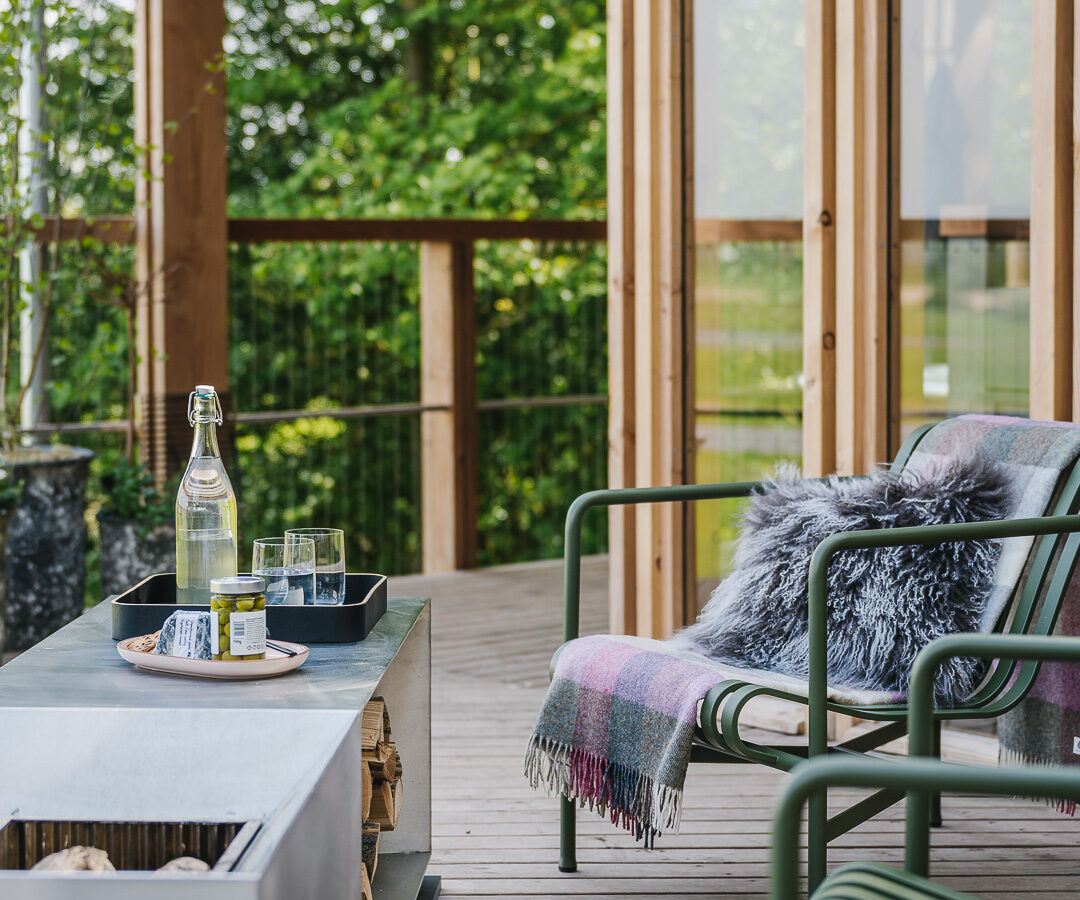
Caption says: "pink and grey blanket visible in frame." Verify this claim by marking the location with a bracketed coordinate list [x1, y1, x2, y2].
[999, 562, 1080, 811]
[527, 415, 1080, 842]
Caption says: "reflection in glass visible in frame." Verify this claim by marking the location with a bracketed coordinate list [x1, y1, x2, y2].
[692, 1, 805, 602]
[899, 0, 1031, 435]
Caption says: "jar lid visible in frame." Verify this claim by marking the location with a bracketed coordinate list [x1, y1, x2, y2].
[210, 575, 265, 595]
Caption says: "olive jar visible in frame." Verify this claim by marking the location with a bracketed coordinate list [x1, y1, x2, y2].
[209, 576, 267, 660]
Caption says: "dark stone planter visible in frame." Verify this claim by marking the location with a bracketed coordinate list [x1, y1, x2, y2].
[5, 447, 93, 651]
[97, 513, 175, 599]
[0, 510, 11, 657]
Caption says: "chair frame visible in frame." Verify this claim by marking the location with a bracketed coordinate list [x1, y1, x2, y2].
[557, 422, 1080, 892]
[771, 634, 1080, 899]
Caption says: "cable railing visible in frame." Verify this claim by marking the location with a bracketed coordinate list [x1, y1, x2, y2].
[27, 214, 1030, 576]
[28, 216, 609, 575]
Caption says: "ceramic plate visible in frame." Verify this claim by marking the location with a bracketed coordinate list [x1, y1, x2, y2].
[117, 636, 309, 680]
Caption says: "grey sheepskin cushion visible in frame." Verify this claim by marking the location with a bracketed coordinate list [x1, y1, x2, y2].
[672, 456, 1013, 704]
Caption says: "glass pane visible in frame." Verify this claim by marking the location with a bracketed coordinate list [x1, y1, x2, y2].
[694, 0, 804, 219]
[899, 0, 1031, 435]
[692, 0, 804, 604]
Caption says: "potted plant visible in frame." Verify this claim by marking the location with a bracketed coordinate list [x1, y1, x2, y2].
[0, 0, 97, 649]
[97, 459, 174, 598]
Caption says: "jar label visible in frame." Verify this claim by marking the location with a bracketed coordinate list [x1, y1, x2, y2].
[229, 610, 266, 656]
[171, 610, 205, 659]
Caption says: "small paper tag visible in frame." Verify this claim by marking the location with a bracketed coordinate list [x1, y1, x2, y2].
[171, 610, 204, 659]
[1072, 736, 1080, 756]
[229, 610, 266, 656]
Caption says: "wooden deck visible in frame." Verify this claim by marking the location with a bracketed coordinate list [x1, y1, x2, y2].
[390, 557, 1080, 899]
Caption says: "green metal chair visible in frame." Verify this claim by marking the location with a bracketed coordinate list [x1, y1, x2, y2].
[558, 421, 1080, 893]
[770, 633, 1080, 899]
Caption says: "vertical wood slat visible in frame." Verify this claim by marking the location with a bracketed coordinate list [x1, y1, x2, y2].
[802, 0, 837, 478]
[886, 0, 902, 454]
[834, 0, 891, 475]
[606, 0, 636, 635]
[1031, 0, 1073, 422]
[631, 0, 688, 639]
[1075, 0, 1080, 421]
[134, 0, 156, 470]
[420, 242, 478, 573]
[680, 0, 697, 625]
[135, 0, 229, 480]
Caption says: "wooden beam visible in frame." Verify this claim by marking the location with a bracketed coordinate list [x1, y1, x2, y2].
[134, 0, 155, 471]
[802, 0, 837, 477]
[137, 0, 229, 479]
[1031, 0, 1073, 422]
[227, 218, 607, 244]
[606, 0, 636, 634]
[630, 0, 688, 639]
[420, 242, 478, 572]
[28, 214, 1040, 248]
[834, 0, 891, 475]
[693, 218, 803, 243]
[898, 218, 1030, 242]
[1076, 0, 1080, 422]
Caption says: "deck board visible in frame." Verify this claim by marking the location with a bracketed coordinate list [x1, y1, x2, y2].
[390, 557, 1080, 899]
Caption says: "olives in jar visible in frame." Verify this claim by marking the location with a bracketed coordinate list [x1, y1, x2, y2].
[209, 576, 267, 660]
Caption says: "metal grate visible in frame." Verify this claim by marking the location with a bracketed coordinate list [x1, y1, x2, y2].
[0, 818, 258, 872]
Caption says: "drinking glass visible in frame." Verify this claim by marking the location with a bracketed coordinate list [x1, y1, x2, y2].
[285, 528, 346, 605]
[252, 536, 316, 606]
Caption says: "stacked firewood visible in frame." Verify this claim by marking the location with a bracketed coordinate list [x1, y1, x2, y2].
[360, 697, 403, 899]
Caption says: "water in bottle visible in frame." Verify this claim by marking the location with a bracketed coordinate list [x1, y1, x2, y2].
[175, 385, 238, 604]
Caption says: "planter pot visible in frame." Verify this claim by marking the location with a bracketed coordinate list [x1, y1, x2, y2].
[97, 513, 175, 599]
[5, 446, 93, 651]
[0, 510, 11, 658]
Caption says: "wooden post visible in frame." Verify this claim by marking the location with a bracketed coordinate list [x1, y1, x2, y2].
[420, 242, 478, 572]
[1029, 0, 1073, 421]
[606, 0, 637, 633]
[802, 0, 837, 477]
[1075, 0, 1080, 421]
[834, 0, 891, 475]
[135, 0, 229, 480]
[630, 0, 689, 639]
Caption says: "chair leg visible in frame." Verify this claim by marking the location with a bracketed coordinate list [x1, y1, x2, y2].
[807, 788, 827, 893]
[559, 795, 577, 872]
[930, 720, 943, 828]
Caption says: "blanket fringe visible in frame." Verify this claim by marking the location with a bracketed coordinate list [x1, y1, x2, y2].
[999, 746, 1077, 816]
[524, 732, 683, 847]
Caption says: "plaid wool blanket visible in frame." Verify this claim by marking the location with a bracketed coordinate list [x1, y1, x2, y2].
[999, 557, 1080, 812]
[527, 415, 1080, 842]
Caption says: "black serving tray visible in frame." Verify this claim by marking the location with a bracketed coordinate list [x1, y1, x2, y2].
[110, 572, 387, 644]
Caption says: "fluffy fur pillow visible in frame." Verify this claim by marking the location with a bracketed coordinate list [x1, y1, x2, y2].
[673, 457, 1013, 703]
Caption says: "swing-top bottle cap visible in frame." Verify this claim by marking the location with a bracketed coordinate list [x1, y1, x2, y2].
[195, 384, 215, 397]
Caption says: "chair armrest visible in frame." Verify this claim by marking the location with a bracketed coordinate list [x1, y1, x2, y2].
[908, 633, 1080, 756]
[903, 632, 1080, 876]
[562, 482, 762, 642]
[805, 514, 1080, 766]
[771, 756, 1080, 900]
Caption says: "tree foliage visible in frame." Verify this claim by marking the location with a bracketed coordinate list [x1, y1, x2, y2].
[32, 0, 609, 578]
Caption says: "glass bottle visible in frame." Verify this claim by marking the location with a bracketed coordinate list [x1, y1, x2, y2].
[175, 385, 238, 604]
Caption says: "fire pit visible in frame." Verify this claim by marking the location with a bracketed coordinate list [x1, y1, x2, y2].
[0, 597, 435, 899]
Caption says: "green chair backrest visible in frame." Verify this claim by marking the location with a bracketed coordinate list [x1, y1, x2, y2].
[890, 417, 1080, 712]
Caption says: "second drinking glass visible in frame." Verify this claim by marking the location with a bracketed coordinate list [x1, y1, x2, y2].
[285, 528, 346, 605]
[252, 536, 316, 605]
